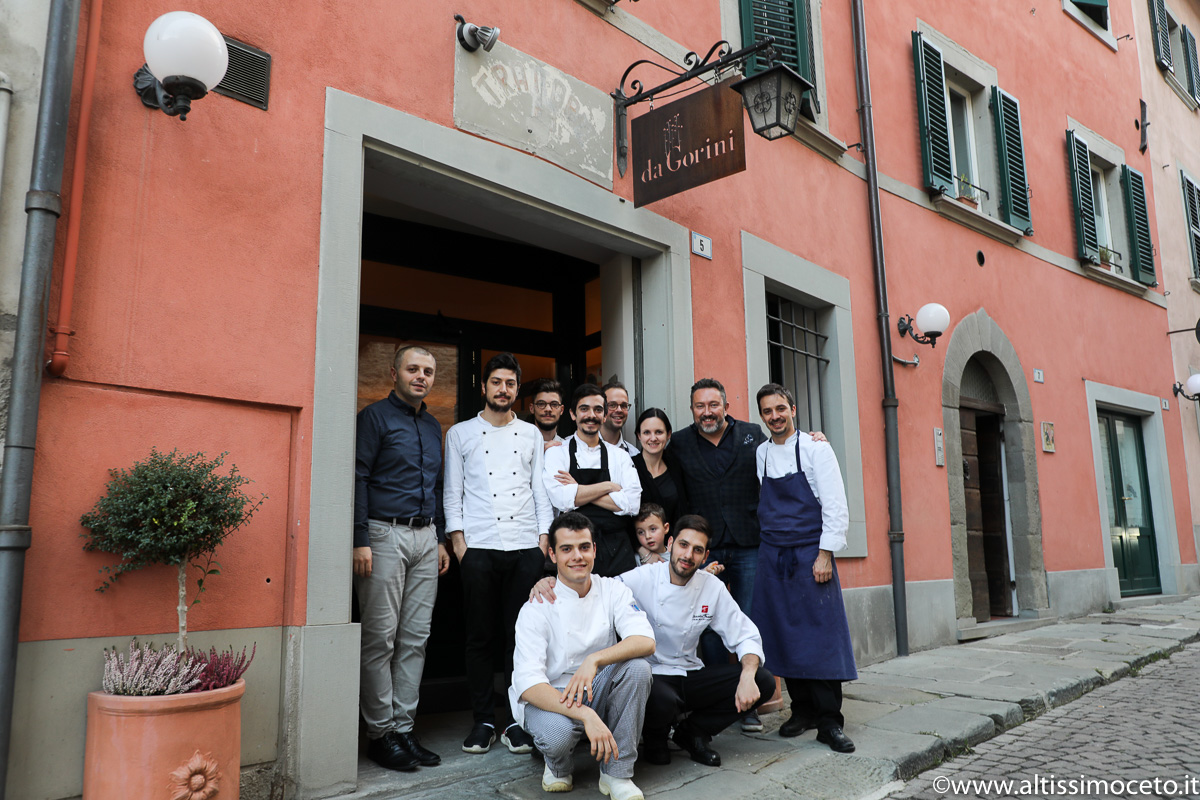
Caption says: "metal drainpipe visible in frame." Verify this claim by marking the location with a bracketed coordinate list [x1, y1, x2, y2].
[0, 1, 83, 794]
[0, 73, 13, 192]
[850, 0, 909, 656]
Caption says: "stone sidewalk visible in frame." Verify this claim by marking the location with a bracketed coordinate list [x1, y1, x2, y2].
[341, 596, 1200, 800]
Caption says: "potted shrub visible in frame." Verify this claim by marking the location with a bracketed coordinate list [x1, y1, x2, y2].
[79, 449, 265, 800]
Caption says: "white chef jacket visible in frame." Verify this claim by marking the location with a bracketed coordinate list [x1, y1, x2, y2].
[607, 436, 639, 457]
[542, 434, 642, 516]
[444, 413, 553, 550]
[619, 561, 765, 676]
[508, 576, 655, 726]
[755, 431, 849, 552]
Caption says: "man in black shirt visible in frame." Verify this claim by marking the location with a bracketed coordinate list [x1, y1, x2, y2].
[354, 345, 451, 771]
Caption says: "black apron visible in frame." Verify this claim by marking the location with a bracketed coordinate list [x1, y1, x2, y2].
[568, 438, 637, 577]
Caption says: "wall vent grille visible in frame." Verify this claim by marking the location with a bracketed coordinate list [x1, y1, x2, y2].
[213, 36, 270, 110]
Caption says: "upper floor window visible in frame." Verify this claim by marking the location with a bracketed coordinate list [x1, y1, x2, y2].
[740, 0, 820, 122]
[1180, 170, 1200, 280]
[1067, 128, 1156, 286]
[1149, 0, 1200, 105]
[766, 292, 826, 432]
[912, 30, 1033, 235]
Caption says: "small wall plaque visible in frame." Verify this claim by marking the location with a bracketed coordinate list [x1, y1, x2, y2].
[1041, 421, 1055, 453]
[934, 427, 945, 466]
[691, 232, 713, 260]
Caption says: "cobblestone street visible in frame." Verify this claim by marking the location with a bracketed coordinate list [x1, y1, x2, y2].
[890, 642, 1200, 799]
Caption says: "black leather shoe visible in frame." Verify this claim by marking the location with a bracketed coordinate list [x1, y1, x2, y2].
[816, 726, 855, 753]
[366, 733, 419, 771]
[780, 714, 816, 738]
[393, 731, 440, 766]
[672, 724, 721, 767]
[641, 740, 670, 765]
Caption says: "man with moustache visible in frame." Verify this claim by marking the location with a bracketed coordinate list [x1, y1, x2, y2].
[511, 512, 655, 799]
[528, 378, 566, 450]
[354, 345, 452, 771]
[542, 384, 642, 576]
[754, 383, 857, 753]
[530, 515, 775, 768]
[445, 352, 553, 755]
[669, 377, 769, 729]
[601, 381, 639, 456]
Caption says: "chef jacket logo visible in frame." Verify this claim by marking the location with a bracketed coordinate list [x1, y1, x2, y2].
[701, 605, 709, 613]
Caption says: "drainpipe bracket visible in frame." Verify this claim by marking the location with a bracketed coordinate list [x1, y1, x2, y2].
[25, 190, 62, 217]
[0, 526, 32, 551]
[888, 529, 905, 543]
[881, 397, 899, 408]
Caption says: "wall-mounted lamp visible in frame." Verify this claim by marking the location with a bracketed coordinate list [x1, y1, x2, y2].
[897, 303, 951, 347]
[1173, 374, 1200, 402]
[454, 14, 500, 52]
[134, 11, 228, 121]
[730, 63, 813, 141]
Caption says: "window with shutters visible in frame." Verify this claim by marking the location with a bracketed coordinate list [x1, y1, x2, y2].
[911, 25, 1032, 241]
[1148, 1, 1200, 108]
[1062, 0, 1117, 49]
[766, 293, 826, 433]
[1179, 171, 1200, 282]
[1066, 123, 1156, 290]
[739, 0, 823, 124]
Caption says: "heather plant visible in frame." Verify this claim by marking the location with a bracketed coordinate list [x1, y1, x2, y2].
[80, 449, 266, 650]
[102, 640, 205, 696]
[187, 644, 256, 692]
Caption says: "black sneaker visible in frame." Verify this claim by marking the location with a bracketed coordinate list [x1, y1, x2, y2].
[462, 722, 496, 754]
[501, 724, 535, 754]
[366, 733, 419, 771]
[394, 731, 440, 766]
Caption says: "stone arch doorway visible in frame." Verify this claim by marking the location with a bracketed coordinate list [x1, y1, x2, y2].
[942, 310, 1049, 626]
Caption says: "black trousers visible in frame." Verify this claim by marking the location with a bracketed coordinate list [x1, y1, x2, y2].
[643, 664, 776, 744]
[460, 546, 545, 725]
[784, 677, 844, 732]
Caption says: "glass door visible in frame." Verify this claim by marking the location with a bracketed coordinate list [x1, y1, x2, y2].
[1097, 411, 1161, 596]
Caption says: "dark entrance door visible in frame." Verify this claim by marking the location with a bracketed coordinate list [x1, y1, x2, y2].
[961, 402, 1013, 622]
[1097, 411, 1161, 597]
[356, 215, 598, 712]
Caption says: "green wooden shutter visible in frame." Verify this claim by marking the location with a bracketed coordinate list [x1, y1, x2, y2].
[1182, 173, 1200, 279]
[992, 87, 1032, 234]
[1149, 0, 1173, 72]
[913, 32, 954, 196]
[1122, 165, 1155, 285]
[1183, 26, 1200, 101]
[740, 0, 816, 119]
[741, 0, 812, 81]
[1067, 130, 1100, 263]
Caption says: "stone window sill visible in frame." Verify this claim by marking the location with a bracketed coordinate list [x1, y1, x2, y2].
[1082, 261, 1152, 295]
[1061, 1, 1119, 52]
[931, 194, 1025, 245]
[1189, 277, 1200, 294]
[791, 118, 847, 162]
[1163, 69, 1199, 112]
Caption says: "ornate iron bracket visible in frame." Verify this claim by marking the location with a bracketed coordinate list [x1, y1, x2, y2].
[612, 37, 776, 177]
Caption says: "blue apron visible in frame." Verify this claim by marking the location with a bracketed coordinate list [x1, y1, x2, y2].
[751, 437, 857, 681]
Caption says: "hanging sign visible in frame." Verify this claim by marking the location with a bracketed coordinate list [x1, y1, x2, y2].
[632, 81, 746, 208]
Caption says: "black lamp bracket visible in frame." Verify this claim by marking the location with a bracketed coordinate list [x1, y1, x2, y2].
[1173, 383, 1199, 402]
[612, 37, 776, 177]
[134, 65, 206, 121]
[897, 315, 941, 348]
[1166, 317, 1200, 344]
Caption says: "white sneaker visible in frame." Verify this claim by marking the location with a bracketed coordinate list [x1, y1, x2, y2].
[598, 772, 644, 800]
[542, 764, 573, 792]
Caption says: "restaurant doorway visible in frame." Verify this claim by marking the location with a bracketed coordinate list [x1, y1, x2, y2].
[354, 213, 603, 711]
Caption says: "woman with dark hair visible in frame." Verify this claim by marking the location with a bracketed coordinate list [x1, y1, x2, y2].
[631, 408, 691, 529]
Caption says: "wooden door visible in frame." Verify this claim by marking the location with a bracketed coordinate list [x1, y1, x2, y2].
[977, 413, 1013, 617]
[961, 408, 991, 621]
[1098, 412, 1161, 596]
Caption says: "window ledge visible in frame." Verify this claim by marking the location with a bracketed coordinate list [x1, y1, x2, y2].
[931, 194, 1025, 245]
[1189, 277, 1200, 294]
[1082, 261, 1152, 295]
[1061, 1, 1118, 51]
[1162, 69, 1199, 111]
[791, 119, 847, 162]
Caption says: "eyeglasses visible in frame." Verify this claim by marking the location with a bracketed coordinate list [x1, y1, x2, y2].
[606, 402, 630, 411]
[533, 401, 562, 410]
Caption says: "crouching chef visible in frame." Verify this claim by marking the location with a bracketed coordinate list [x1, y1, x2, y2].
[510, 511, 656, 799]
[532, 514, 774, 768]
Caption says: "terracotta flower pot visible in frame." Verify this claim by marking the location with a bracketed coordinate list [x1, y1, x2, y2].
[84, 679, 245, 800]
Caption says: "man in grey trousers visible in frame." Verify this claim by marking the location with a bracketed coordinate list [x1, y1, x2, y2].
[510, 512, 655, 799]
[354, 345, 451, 771]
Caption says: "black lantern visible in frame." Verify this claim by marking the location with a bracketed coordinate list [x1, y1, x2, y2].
[730, 63, 813, 141]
